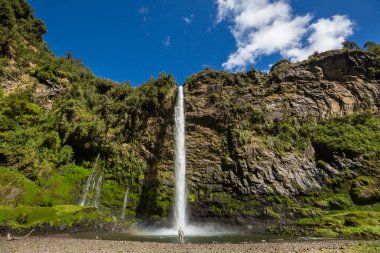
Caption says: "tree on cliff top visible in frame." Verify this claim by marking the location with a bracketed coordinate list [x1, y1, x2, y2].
[364, 41, 380, 57]
[341, 41, 360, 50]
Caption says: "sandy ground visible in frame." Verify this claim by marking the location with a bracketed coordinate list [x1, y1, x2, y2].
[0, 236, 378, 253]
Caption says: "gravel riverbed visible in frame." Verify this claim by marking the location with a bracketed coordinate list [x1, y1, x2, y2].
[0, 236, 378, 253]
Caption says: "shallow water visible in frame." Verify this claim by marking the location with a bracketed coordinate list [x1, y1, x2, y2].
[71, 231, 302, 244]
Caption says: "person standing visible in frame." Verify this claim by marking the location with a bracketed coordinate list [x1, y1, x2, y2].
[178, 226, 184, 244]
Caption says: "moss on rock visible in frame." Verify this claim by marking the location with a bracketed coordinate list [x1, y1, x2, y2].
[0, 205, 107, 230]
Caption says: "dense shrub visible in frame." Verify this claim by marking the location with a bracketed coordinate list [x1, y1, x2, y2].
[311, 113, 380, 160]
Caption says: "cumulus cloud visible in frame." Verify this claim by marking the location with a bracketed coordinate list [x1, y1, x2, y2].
[284, 16, 354, 61]
[216, 0, 354, 71]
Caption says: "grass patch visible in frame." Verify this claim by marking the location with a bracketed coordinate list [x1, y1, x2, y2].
[0, 167, 41, 206]
[315, 228, 338, 238]
[0, 205, 103, 229]
[39, 165, 90, 206]
[297, 210, 380, 238]
[0, 166, 90, 207]
[350, 243, 380, 252]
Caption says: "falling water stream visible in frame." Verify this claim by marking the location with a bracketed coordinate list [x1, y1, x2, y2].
[142, 85, 222, 235]
[80, 154, 100, 206]
[174, 85, 187, 230]
[93, 170, 103, 208]
[80, 154, 103, 207]
[121, 178, 132, 220]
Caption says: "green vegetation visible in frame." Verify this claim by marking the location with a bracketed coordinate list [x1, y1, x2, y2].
[298, 210, 380, 238]
[312, 112, 380, 160]
[350, 243, 380, 252]
[342, 41, 360, 50]
[279, 114, 380, 238]
[0, 0, 177, 230]
[365, 41, 380, 60]
[264, 119, 311, 155]
[0, 205, 106, 229]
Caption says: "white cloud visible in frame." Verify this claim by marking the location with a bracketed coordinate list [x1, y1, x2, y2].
[216, 0, 354, 71]
[138, 7, 149, 15]
[284, 15, 354, 61]
[162, 36, 171, 47]
[183, 15, 194, 25]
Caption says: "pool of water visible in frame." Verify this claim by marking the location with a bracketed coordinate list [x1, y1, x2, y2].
[71, 231, 300, 244]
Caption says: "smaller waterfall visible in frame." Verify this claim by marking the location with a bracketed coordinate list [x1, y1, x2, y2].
[80, 154, 100, 206]
[120, 181, 131, 220]
[93, 170, 103, 208]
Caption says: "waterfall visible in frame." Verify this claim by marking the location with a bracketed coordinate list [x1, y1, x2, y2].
[93, 170, 103, 208]
[80, 154, 100, 206]
[143, 86, 221, 236]
[174, 85, 187, 229]
[121, 180, 131, 221]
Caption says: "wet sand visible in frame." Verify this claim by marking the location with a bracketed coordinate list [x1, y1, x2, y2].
[0, 236, 378, 253]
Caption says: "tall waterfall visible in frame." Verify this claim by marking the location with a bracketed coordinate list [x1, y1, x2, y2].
[142, 86, 223, 236]
[174, 86, 187, 229]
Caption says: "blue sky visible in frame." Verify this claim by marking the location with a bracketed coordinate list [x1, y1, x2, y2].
[27, 0, 380, 86]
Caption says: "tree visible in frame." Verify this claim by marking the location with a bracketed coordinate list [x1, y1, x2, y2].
[65, 52, 73, 59]
[32, 19, 47, 41]
[0, 26, 13, 57]
[0, 1, 15, 29]
[364, 41, 380, 58]
[341, 41, 360, 50]
[364, 41, 378, 50]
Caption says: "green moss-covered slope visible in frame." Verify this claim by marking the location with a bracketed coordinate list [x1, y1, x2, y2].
[0, 0, 177, 230]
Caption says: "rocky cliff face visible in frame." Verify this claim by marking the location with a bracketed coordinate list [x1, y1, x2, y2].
[172, 50, 380, 223]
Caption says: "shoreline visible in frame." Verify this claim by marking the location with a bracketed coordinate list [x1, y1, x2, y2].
[0, 235, 378, 253]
